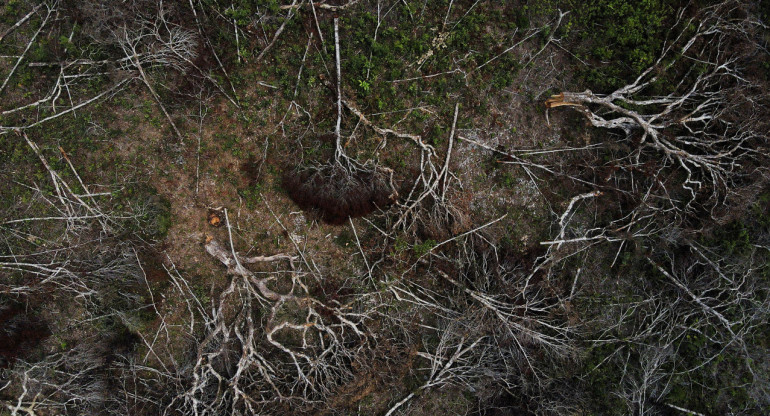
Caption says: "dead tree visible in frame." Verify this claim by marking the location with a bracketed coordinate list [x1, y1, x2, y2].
[168, 209, 376, 414]
[0, 127, 174, 415]
[284, 17, 398, 225]
[0, 132, 154, 303]
[114, 6, 199, 141]
[532, 0, 770, 293]
[383, 229, 577, 413]
[546, 2, 768, 210]
[588, 237, 770, 413]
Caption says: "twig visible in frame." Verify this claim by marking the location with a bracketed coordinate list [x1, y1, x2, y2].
[187, 0, 241, 107]
[309, 0, 324, 50]
[343, 99, 434, 154]
[440, 103, 459, 200]
[232, 3, 242, 63]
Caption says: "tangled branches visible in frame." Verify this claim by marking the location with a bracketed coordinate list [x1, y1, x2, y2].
[170, 212, 375, 414]
[384, 232, 577, 413]
[0, 1, 200, 136]
[582, 231, 770, 414]
[547, 2, 768, 210]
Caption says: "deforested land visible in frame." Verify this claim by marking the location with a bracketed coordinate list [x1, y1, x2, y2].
[1, 1, 769, 415]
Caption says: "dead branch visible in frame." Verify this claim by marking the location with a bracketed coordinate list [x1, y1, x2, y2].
[0, 2, 54, 95]
[0, 3, 44, 44]
[256, 0, 300, 62]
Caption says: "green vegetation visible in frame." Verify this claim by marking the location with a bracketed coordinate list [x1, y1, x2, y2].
[564, 0, 679, 91]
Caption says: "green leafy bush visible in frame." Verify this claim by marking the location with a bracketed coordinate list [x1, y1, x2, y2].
[565, 0, 680, 91]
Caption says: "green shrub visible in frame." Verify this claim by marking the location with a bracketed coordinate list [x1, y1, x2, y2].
[413, 239, 436, 256]
[565, 0, 681, 91]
